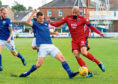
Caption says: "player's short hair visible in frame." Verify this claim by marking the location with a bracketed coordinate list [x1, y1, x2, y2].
[36, 12, 43, 18]
[0, 7, 6, 12]
[72, 6, 79, 11]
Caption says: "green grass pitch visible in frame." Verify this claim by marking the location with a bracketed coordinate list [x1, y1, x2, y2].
[0, 38, 118, 84]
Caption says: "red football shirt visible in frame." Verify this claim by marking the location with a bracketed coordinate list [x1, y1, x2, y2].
[84, 26, 90, 38]
[51, 15, 101, 41]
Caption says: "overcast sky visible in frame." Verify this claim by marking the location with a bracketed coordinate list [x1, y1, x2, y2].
[1, 0, 96, 9]
[1, 0, 53, 9]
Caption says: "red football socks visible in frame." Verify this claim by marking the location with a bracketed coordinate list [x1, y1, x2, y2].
[86, 53, 100, 65]
[76, 57, 86, 67]
[76, 57, 90, 72]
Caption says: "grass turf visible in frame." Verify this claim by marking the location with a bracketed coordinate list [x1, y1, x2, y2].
[0, 38, 118, 84]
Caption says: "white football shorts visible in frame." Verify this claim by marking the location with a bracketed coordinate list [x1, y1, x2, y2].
[0, 40, 16, 52]
[38, 44, 60, 58]
[32, 38, 36, 47]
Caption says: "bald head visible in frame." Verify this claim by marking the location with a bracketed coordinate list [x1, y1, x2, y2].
[72, 6, 79, 12]
[72, 6, 79, 19]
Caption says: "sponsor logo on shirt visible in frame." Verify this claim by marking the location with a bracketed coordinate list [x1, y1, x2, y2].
[44, 23, 48, 26]
[71, 24, 77, 29]
[81, 41, 85, 46]
[68, 18, 72, 20]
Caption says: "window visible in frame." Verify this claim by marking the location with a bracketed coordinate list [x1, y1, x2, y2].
[58, 9, 62, 16]
[47, 9, 52, 17]
[114, 11, 116, 17]
[16, 15, 19, 17]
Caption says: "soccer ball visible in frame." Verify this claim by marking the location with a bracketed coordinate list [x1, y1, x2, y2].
[79, 66, 88, 76]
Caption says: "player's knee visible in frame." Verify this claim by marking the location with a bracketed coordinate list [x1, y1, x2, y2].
[73, 53, 78, 57]
[32, 47, 36, 50]
[59, 56, 65, 62]
[35, 46, 39, 49]
[73, 51, 79, 57]
[81, 47, 88, 56]
[81, 51, 87, 56]
[75, 55, 81, 59]
[36, 62, 42, 68]
[12, 52, 18, 56]
[56, 53, 65, 62]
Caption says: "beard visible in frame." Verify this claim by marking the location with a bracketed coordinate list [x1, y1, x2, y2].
[73, 15, 77, 19]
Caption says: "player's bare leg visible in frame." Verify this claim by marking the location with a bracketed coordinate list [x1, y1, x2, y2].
[73, 50, 87, 67]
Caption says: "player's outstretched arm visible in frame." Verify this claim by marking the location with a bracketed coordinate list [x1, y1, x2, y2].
[88, 25, 104, 37]
[50, 17, 66, 27]
[49, 30, 59, 35]
[85, 19, 104, 37]
[7, 27, 13, 43]
[7, 19, 13, 43]
[27, 9, 37, 26]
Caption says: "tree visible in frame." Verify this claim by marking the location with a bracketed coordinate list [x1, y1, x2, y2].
[12, 1, 27, 11]
[0, 0, 2, 5]
[28, 6, 33, 12]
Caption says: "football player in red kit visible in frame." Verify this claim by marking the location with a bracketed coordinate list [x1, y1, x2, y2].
[50, 6, 105, 78]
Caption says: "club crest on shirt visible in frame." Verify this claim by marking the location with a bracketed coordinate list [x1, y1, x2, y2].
[3, 21, 6, 24]
[77, 18, 80, 21]
[44, 23, 48, 26]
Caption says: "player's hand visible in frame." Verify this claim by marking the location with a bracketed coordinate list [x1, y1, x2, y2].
[7, 38, 11, 43]
[100, 33, 104, 37]
[30, 29, 33, 34]
[35, 45, 39, 49]
[46, 17, 51, 23]
[55, 32, 59, 36]
[32, 9, 37, 14]
[30, 31, 33, 34]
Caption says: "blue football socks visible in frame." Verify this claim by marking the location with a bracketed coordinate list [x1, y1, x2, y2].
[0, 54, 3, 71]
[20, 64, 37, 77]
[17, 53, 23, 59]
[62, 61, 72, 75]
[17, 53, 26, 65]
[0, 54, 2, 66]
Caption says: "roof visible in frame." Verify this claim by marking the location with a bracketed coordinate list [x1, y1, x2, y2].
[0, 5, 8, 8]
[74, 0, 86, 7]
[14, 11, 30, 21]
[40, 0, 75, 8]
[88, 1, 96, 8]
[39, 0, 96, 8]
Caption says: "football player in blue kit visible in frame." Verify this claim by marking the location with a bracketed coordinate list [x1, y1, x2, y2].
[0, 7, 26, 71]
[19, 9, 78, 78]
